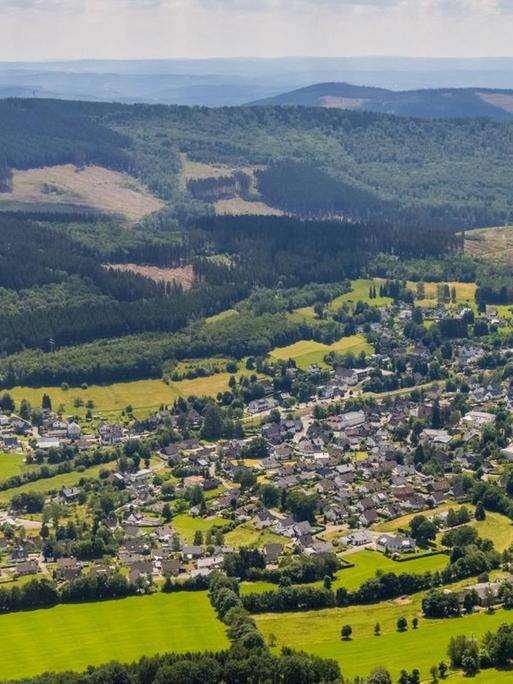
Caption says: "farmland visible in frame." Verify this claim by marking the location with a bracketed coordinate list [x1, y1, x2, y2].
[0, 463, 105, 502]
[269, 334, 372, 370]
[8, 373, 243, 418]
[256, 589, 513, 681]
[0, 592, 228, 680]
[0, 164, 164, 221]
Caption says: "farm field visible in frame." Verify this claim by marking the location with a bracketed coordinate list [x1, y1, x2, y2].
[256, 590, 513, 681]
[8, 373, 243, 418]
[269, 334, 372, 370]
[0, 591, 228, 680]
[0, 164, 164, 221]
[0, 463, 105, 502]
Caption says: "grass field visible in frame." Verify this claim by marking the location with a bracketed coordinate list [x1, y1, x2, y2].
[9, 373, 243, 418]
[0, 464, 105, 502]
[374, 503, 463, 533]
[172, 514, 226, 541]
[328, 279, 392, 310]
[256, 589, 513, 681]
[407, 281, 477, 308]
[0, 452, 33, 483]
[472, 512, 513, 552]
[0, 592, 228, 680]
[269, 335, 372, 370]
[0, 164, 164, 221]
[224, 523, 287, 548]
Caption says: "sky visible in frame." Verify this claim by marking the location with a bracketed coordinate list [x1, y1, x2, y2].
[1, 0, 513, 62]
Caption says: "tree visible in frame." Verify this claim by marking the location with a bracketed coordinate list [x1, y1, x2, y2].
[0, 392, 14, 413]
[340, 624, 352, 640]
[41, 393, 52, 411]
[474, 502, 486, 521]
[162, 503, 172, 522]
[374, 622, 381, 636]
[259, 484, 280, 508]
[367, 669, 392, 684]
[193, 530, 203, 546]
[412, 617, 419, 630]
[438, 662, 448, 679]
[201, 405, 224, 441]
[429, 666, 439, 683]
[463, 589, 478, 615]
[397, 616, 408, 632]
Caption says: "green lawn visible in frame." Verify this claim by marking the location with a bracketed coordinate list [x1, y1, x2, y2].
[0, 464, 105, 502]
[256, 590, 513, 682]
[0, 592, 228, 680]
[269, 335, 372, 370]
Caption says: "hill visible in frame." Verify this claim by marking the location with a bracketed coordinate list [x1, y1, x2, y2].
[251, 82, 513, 120]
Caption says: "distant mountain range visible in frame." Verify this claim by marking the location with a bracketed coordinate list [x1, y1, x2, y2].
[250, 82, 513, 120]
[4, 57, 513, 107]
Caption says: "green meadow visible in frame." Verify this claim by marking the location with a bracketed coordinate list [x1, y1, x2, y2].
[256, 590, 513, 682]
[269, 334, 372, 370]
[0, 463, 105, 502]
[0, 592, 228, 680]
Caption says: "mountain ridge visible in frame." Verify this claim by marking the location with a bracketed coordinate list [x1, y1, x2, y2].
[250, 82, 513, 120]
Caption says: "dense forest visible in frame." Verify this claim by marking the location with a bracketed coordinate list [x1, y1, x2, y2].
[1, 98, 513, 227]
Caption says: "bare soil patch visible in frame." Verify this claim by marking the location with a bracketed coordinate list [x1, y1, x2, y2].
[464, 225, 513, 265]
[1, 164, 164, 221]
[106, 263, 195, 290]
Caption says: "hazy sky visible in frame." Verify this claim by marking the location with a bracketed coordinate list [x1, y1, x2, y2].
[1, 0, 513, 62]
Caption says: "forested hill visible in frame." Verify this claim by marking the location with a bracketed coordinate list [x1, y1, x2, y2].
[251, 82, 513, 120]
[2, 98, 513, 229]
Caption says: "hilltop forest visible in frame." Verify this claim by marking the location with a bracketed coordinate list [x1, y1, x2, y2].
[0, 97, 510, 387]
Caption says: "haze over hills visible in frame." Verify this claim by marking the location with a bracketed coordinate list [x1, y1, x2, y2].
[4, 57, 513, 106]
[251, 82, 513, 120]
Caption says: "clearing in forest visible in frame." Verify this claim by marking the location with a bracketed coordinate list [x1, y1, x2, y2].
[464, 225, 513, 266]
[269, 334, 372, 370]
[106, 263, 195, 289]
[0, 164, 164, 221]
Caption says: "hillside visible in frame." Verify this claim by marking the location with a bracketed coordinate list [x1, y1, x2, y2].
[251, 82, 513, 120]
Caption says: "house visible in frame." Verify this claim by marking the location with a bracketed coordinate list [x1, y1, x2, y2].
[461, 411, 495, 430]
[254, 509, 277, 529]
[263, 543, 282, 564]
[15, 559, 39, 577]
[67, 421, 82, 440]
[56, 557, 81, 581]
[376, 534, 416, 554]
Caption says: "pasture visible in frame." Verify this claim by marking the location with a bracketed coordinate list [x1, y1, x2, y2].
[0, 592, 228, 680]
[269, 335, 372, 370]
[0, 452, 32, 484]
[8, 373, 242, 418]
[171, 514, 226, 541]
[328, 279, 391, 310]
[0, 164, 164, 221]
[256, 590, 513, 682]
[0, 463, 105, 502]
